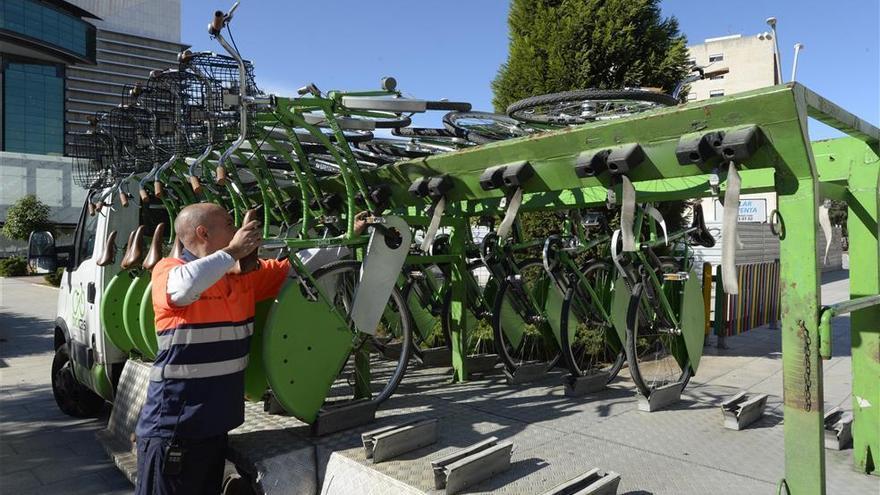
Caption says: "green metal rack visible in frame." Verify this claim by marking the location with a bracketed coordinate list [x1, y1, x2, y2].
[312, 82, 878, 493]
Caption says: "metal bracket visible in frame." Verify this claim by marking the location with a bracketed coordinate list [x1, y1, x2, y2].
[311, 399, 377, 436]
[823, 407, 853, 450]
[431, 436, 513, 494]
[361, 418, 438, 463]
[563, 371, 610, 397]
[503, 362, 551, 385]
[721, 392, 769, 430]
[540, 468, 622, 495]
[637, 382, 683, 412]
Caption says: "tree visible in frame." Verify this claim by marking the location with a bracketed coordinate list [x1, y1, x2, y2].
[492, 0, 691, 112]
[492, 0, 692, 241]
[2, 195, 54, 241]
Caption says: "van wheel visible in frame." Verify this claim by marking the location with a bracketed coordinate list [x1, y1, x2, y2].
[51, 344, 105, 418]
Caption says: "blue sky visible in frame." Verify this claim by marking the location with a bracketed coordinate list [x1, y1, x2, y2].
[181, 1, 878, 140]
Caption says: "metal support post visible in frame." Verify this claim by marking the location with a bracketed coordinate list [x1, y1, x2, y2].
[448, 208, 469, 382]
[776, 174, 825, 494]
[846, 152, 880, 475]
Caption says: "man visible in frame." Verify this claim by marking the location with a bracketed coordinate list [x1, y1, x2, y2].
[135, 203, 364, 494]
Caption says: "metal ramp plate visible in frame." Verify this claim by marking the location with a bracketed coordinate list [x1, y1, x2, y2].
[95, 359, 152, 484]
[540, 468, 621, 495]
[638, 382, 683, 412]
[362, 418, 438, 462]
[721, 392, 769, 430]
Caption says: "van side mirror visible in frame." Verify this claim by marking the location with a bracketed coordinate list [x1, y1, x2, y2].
[27, 231, 58, 274]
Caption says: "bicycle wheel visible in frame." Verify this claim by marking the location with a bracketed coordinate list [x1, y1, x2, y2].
[492, 259, 561, 375]
[443, 111, 533, 144]
[559, 260, 625, 379]
[440, 260, 497, 356]
[311, 260, 412, 407]
[507, 89, 677, 125]
[624, 265, 693, 398]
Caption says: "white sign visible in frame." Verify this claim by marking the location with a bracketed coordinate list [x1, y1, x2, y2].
[715, 199, 767, 223]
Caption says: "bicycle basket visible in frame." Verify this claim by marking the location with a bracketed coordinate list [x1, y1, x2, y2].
[179, 51, 260, 142]
[69, 131, 115, 189]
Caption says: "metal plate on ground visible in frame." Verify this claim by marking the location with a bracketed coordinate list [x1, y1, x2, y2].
[679, 272, 706, 373]
[263, 280, 354, 423]
[101, 273, 135, 352]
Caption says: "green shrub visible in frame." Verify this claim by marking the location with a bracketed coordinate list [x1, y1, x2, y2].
[44, 267, 64, 287]
[0, 257, 28, 277]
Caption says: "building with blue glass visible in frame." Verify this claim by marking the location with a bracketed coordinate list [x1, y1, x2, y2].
[1, 0, 183, 253]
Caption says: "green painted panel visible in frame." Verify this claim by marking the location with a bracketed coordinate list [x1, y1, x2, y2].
[101, 273, 135, 353]
[407, 288, 438, 341]
[498, 293, 525, 349]
[244, 299, 273, 402]
[138, 282, 157, 360]
[545, 285, 566, 347]
[611, 275, 631, 347]
[680, 272, 706, 373]
[123, 272, 151, 355]
[263, 281, 354, 424]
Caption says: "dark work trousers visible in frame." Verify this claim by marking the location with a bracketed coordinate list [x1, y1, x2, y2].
[135, 434, 227, 495]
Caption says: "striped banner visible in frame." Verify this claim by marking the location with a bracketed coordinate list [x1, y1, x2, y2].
[723, 260, 781, 336]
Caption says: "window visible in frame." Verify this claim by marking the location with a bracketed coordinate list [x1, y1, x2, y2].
[687, 93, 698, 101]
[709, 89, 725, 98]
[708, 53, 724, 63]
[2, 60, 65, 155]
[0, 0, 96, 60]
[73, 198, 99, 268]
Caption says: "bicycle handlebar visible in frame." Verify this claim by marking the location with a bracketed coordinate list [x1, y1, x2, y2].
[209, 2, 239, 35]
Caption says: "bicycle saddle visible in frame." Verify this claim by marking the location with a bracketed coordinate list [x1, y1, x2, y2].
[121, 225, 146, 270]
[142, 223, 166, 271]
[688, 203, 716, 248]
[95, 230, 118, 267]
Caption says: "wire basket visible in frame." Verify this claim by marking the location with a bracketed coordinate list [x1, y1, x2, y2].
[69, 131, 115, 189]
[103, 105, 155, 174]
[180, 51, 261, 142]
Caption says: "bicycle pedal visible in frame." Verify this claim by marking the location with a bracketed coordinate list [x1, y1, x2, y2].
[663, 271, 689, 281]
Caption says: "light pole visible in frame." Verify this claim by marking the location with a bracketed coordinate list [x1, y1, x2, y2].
[791, 43, 805, 82]
[766, 17, 783, 83]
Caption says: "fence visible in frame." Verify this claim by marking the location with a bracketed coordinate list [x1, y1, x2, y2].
[710, 260, 781, 337]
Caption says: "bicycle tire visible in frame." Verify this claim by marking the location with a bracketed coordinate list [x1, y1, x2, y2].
[393, 127, 459, 139]
[624, 273, 693, 398]
[439, 260, 497, 357]
[491, 258, 561, 375]
[310, 260, 412, 406]
[442, 111, 531, 144]
[559, 260, 625, 380]
[506, 89, 678, 125]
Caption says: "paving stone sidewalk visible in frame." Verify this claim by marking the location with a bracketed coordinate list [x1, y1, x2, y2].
[1, 277, 131, 495]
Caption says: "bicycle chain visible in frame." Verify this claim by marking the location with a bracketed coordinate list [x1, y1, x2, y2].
[798, 319, 812, 412]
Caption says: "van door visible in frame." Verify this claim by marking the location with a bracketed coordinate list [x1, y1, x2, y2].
[61, 192, 137, 399]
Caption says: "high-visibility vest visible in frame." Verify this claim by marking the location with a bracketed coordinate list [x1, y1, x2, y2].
[135, 256, 288, 439]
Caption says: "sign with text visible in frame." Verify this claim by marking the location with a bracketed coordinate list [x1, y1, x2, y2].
[715, 198, 767, 223]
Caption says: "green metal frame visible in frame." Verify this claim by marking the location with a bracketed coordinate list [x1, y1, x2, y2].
[308, 83, 879, 492]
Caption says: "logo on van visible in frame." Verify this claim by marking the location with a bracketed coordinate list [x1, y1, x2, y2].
[71, 287, 85, 321]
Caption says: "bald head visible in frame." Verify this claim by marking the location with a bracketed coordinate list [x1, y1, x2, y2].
[174, 203, 235, 257]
